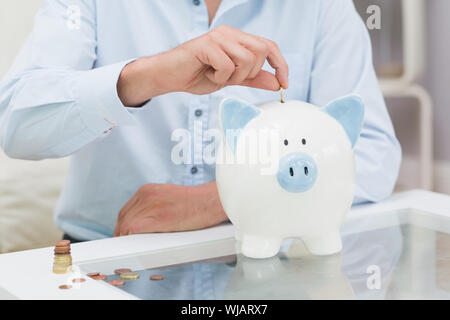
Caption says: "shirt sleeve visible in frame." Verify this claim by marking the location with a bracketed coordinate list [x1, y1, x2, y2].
[0, 0, 136, 160]
[308, 0, 402, 204]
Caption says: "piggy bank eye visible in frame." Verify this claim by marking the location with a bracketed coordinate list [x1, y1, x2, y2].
[284, 139, 289, 146]
[301, 138, 306, 145]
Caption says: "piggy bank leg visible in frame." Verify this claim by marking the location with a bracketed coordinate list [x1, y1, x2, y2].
[303, 231, 342, 256]
[240, 234, 282, 259]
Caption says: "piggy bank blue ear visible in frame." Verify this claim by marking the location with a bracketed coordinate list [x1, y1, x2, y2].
[322, 95, 365, 148]
[220, 97, 261, 153]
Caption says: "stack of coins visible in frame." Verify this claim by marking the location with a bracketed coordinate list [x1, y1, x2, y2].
[52, 240, 72, 274]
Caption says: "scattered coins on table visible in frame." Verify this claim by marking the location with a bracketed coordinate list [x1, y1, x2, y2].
[150, 274, 164, 281]
[52, 240, 72, 274]
[114, 268, 132, 275]
[59, 284, 72, 290]
[108, 279, 125, 287]
[120, 271, 140, 280]
[56, 263, 166, 290]
[87, 272, 100, 278]
[90, 274, 107, 281]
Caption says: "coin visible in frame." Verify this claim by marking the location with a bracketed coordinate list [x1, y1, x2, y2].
[53, 254, 72, 260]
[280, 88, 285, 103]
[150, 274, 164, 281]
[87, 272, 100, 278]
[91, 274, 107, 281]
[53, 259, 72, 266]
[54, 246, 71, 254]
[53, 269, 68, 274]
[114, 268, 132, 275]
[59, 284, 72, 290]
[120, 272, 140, 280]
[53, 269, 69, 275]
[53, 265, 72, 274]
[108, 279, 125, 287]
[53, 260, 72, 264]
[72, 278, 86, 283]
[55, 240, 71, 247]
[53, 264, 71, 270]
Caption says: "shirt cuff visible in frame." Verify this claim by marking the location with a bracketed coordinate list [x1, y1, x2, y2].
[76, 59, 138, 135]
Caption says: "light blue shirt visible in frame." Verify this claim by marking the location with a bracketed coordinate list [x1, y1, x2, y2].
[0, 0, 401, 240]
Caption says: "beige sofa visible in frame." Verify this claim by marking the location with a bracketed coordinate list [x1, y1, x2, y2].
[0, 151, 68, 253]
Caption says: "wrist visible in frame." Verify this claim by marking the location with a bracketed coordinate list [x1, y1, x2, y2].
[139, 54, 174, 97]
[192, 182, 229, 224]
[117, 54, 171, 107]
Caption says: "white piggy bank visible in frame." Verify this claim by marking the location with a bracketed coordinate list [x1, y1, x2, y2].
[216, 95, 365, 259]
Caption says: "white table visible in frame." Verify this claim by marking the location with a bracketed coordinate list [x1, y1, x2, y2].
[0, 189, 449, 300]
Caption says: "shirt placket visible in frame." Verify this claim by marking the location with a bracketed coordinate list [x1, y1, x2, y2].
[186, 0, 210, 186]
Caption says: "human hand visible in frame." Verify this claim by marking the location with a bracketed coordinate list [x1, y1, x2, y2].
[113, 182, 228, 236]
[117, 25, 289, 106]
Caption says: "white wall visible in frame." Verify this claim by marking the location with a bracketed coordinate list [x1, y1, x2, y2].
[421, 0, 450, 194]
[422, 0, 450, 163]
[393, 0, 450, 194]
[0, 0, 42, 76]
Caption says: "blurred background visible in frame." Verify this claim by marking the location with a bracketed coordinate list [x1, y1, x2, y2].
[0, 0, 449, 253]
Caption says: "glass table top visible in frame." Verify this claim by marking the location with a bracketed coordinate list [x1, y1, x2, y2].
[78, 208, 450, 300]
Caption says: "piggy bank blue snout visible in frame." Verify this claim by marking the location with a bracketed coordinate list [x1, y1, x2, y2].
[276, 152, 318, 193]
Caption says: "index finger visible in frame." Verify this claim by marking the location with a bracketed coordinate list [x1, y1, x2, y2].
[259, 38, 289, 89]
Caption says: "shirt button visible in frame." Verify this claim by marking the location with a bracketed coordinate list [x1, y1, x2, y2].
[195, 109, 203, 117]
[191, 167, 198, 174]
[193, 0, 200, 6]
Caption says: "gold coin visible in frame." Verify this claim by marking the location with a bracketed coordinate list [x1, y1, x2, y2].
[53, 263, 70, 268]
[280, 88, 285, 103]
[53, 265, 72, 274]
[120, 272, 140, 280]
[53, 260, 72, 265]
[54, 255, 71, 259]
[54, 255, 72, 260]
[54, 260, 72, 264]
[53, 268, 69, 274]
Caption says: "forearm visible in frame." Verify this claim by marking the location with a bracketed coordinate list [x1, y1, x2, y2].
[117, 54, 173, 107]
[114, 181, 229, 236]
[0, 62, 136, 160]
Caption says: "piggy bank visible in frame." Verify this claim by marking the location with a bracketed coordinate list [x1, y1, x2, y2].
[215, 95, 364, 258]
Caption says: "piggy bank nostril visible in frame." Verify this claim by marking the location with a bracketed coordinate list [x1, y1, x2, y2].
[304, 166, 309, 176]
[289, 167, 294, 177]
